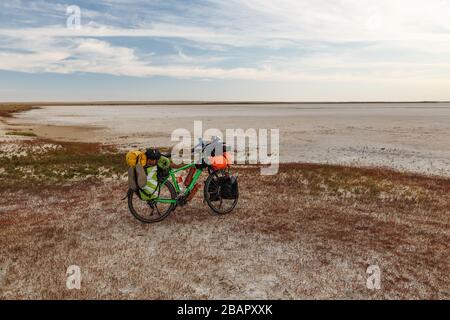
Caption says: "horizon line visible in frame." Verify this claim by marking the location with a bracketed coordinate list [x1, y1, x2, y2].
[2, 100, 450, 106]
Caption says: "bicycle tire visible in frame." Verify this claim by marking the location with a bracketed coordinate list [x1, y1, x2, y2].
[128, 180, 177, 223]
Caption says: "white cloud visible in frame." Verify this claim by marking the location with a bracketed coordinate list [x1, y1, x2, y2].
[0, 0, 450, 82]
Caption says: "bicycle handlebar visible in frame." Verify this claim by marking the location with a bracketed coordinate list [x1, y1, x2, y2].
[191, 136, 222, 153]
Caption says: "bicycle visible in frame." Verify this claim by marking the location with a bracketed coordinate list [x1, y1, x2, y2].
[127, 139, 239, 223]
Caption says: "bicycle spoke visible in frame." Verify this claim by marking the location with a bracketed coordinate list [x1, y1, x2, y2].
[155, 204, 161, 216]
[211, 179, 220, 192]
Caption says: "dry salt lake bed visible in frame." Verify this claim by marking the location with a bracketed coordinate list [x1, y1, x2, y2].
[6, 103, 450, 177]
[1, 103, 449, 299]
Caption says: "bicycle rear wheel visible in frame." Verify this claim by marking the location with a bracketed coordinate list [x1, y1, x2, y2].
[128, 181, 176, 223]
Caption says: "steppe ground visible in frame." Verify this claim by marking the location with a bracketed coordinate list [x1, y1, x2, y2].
[0, 104, 449, 299]
[0, 138, 449, 299]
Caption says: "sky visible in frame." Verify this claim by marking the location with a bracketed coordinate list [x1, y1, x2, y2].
[0, 0, 450, 102]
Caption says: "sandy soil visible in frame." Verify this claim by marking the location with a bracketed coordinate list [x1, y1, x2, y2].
[7, 103, 450, 177]
[0, 164, 449, 299]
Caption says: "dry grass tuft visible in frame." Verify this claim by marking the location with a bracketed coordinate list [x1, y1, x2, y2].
[0, 139, 126, 191]
[5, 131, 38, 137]
[0, 104, 36, 118]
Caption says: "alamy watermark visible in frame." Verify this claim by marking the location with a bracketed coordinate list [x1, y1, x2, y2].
[366, 264, 381, 290]
[66, 5, 81, 30]
[66, 265, 81, 290]
[171, 121, 280, 175]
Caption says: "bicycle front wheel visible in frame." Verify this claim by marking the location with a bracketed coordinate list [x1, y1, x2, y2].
[204, 170, 239, 215]
[127, 181, 176, 223]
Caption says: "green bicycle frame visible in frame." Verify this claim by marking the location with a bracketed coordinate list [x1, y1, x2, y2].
[155, 162, 203, 204]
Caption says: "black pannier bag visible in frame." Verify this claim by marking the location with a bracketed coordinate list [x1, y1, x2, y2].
[219, 176, 239, 200]
[207, 175, 238, 201]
